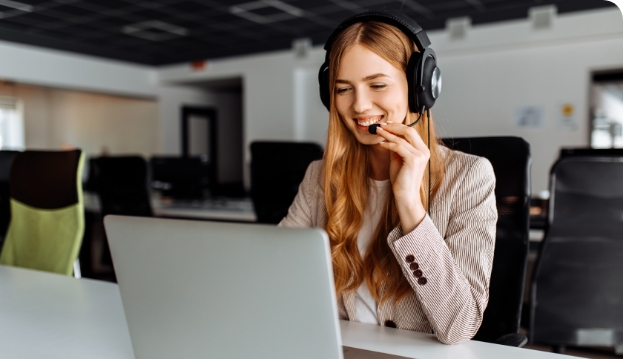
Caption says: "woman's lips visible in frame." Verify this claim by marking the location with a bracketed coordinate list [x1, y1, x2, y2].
[355, 115, 384, 129]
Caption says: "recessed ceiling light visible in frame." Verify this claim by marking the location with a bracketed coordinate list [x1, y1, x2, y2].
[123, 21, 188, 42]
[0, 0, 33, 12]
[230, 0, 304, 24]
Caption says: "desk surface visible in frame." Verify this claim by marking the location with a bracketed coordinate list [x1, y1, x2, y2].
[83, 191, 257, 222]
[152, 197, 256, 222]
[0, 265, 573, 359]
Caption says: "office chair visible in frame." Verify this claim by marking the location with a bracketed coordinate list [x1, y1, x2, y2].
[0, 150, 85, 276]
[442, 137, 531, 347]
[530, 156, 623, 355]
[0, 150, 19, 249]
[88, 156, 152, 279]
[90, 156, 153, 217]
[250, 141, 324, 224]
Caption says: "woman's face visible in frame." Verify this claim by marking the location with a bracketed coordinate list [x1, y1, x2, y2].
[334, 44, 409, 145]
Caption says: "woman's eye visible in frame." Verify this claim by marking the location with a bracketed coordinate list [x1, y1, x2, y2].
[336, 87, 351, 94]
[371, 84, 386, 90]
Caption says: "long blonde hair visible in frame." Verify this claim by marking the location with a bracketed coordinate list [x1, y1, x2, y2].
[323, 21, 446, 304]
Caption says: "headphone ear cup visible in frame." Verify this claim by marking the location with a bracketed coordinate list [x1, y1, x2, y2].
[406, 52, 421, 113]
[420, 55, 438, 110]
[318, 62, 330, 111]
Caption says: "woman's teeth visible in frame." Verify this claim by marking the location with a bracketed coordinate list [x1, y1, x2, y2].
[357, 116, 382, 127]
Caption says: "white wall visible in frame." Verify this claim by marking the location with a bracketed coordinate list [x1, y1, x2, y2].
[0, 39, 217, 158]
[429, 8, 623, 194]
[0, 83, 159, 157]
[0, 40, 157, 98]
[157, 52, 319, 188]
[157, 7, 623, 194]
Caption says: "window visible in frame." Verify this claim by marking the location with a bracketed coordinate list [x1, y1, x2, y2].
[0, 96, 25, 150]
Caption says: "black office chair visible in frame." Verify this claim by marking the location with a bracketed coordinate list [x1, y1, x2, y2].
[0, 150, 19, 250]
[250, 141, 324, 224]
[90, 156, 153, 217]
[530, 156, 623, 355]
[442, 137, 531, 347]
[88, 156, 153, 279]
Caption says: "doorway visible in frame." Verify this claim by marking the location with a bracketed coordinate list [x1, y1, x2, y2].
[181, 106, 217, 196]
[590, 70, 623, 148]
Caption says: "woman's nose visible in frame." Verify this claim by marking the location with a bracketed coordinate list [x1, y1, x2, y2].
[353, 88, 372, 114]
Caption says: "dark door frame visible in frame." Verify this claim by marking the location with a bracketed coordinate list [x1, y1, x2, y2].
[181, 106, 218, 193]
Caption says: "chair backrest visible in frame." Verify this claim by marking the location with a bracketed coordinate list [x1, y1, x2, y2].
[530, 156, 623, 347]
[90, 156, 153, 217]
[0, 150, 85, 276]
[250, 141, 324, 224]
[442, 137, 531, 343]
[560, 147, 623, 158]
[0, 150, 19, 248]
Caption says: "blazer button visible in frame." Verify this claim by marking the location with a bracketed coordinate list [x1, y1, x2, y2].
[384, 320, 397, 328]
[405, 255, 415, 263]
[418, 277, 427, 285]
[413, 269, 423, 278]
[409, 262, 419, 270]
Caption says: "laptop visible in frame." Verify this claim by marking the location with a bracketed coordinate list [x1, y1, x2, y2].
[104, 215, 410, 359]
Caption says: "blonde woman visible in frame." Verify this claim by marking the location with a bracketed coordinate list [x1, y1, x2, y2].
[279, 11, 496, 345]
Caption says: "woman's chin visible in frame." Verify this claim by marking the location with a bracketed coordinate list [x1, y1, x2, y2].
[355, 134, 385, 146]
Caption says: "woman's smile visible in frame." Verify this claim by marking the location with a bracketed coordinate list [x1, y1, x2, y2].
[355, 115, 384, 129]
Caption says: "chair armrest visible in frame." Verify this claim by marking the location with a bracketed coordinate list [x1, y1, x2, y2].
[495, 333, 528, 347]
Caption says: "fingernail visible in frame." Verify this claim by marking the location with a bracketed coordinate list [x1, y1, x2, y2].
[386, 121, 394, 124]
[376, 126, 384, 131]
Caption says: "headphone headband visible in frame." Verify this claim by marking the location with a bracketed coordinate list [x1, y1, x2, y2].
[323, 10, 431, 54]
[318, 9, 441, 115]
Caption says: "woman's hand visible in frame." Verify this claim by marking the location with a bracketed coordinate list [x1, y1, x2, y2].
[376, 122, 429, 233]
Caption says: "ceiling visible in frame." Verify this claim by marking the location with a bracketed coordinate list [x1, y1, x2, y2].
[0, 0, 616, 66]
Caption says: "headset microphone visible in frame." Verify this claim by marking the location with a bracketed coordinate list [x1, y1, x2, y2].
[368, 106, 425, 134]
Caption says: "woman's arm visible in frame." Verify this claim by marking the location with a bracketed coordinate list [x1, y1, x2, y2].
[388, 157, 497, 344]
[278, 161, 322, 228]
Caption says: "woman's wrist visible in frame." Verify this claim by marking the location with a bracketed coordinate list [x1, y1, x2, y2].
[395, 195, 427, 234]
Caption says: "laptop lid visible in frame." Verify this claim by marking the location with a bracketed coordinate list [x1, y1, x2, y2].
[104, 215, 343, 359]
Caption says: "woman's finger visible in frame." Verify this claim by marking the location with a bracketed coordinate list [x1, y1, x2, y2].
[378, 141, 429, 168]
[376, 126, 416, 155]
[379, 122, 429, 155]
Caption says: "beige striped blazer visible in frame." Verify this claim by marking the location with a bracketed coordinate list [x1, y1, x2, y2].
[278, 145, 497, 344]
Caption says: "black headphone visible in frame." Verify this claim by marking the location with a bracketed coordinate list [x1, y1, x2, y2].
[318, 10, 442, 133]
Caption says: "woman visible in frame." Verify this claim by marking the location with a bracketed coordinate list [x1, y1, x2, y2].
[279, 16, 497, 345]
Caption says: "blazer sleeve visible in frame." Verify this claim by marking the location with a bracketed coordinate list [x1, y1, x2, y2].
[278, 161, 321, 228]
[387, 156, 497, 344]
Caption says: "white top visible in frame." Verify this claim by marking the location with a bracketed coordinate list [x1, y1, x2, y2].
[355, 179, 391, 325]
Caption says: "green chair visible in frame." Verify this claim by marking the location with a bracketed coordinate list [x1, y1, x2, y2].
[0, 150, 85, 276]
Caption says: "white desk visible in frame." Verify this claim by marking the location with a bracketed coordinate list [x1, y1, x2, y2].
[0, 265, 134, 359]
[0, 265, 573, 359]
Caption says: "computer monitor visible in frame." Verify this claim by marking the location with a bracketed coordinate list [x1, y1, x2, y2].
[149, 156, 210, 199]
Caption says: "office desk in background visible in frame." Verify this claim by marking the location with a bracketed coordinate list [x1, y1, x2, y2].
[152, 197, 256, 222]
[83, 191, 257, 222]
[0, 265, 573, 359]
